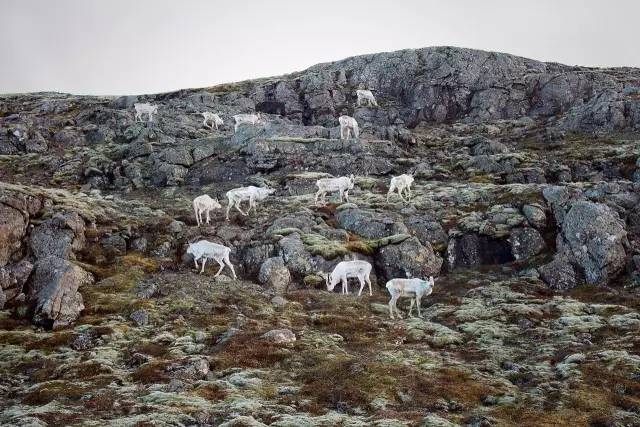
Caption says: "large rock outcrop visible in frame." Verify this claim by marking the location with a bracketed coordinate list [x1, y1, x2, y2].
[29, 212, 86, 260]
[335, 208, 408, 239]
[238, 47, 640, 132]
[258, 257, 291, 295]
[27, 256, 93, 329]
[0, 203, 27, 266]
[0, 260, 33, 309]
[556, 201, 628, 285]
[375, 237, 443, 282]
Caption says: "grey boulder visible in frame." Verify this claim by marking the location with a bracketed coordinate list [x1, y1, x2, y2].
[557, 201, 627, 285]
[522, 204, 547, 229]
[508, 227, 546, 261]
[539, 256, 578, 291]
[0, 203, 27, 266]
[28, 256, 93, 329]
[336, 208, 408, 239]
[258, 257, 291, 295]
[375, 237, 443, 282]
[30, 212, 86, 260]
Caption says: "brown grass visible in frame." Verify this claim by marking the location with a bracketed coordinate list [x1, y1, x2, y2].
[299, 357, 496, 415]
[131, 341, 171, 358]
[24, 331, 76, 351]
[131, 360, 173, 384]
[83, 389, 119, 412]
[22, 381, 89, 405]
[194, 383, 227, 401]
[312, 313, 379, 347]
[211, 331, 294, 370]
[486, 363, 640, 426]
[16, 358, 61, 382]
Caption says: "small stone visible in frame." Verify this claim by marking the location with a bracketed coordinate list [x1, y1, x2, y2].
[258, 257, 291, 294]
[260, 328, 296, 344]
[71, 333, 93, 351]
[271, 296, 287, 307]
[130, 309, 149, 326]
[194, 330, 207, 343]
[168, 220, 185, 234]
[128, 353, 151, 367]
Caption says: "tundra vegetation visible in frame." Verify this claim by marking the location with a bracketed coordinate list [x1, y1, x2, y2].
[1, 46, 640, 425]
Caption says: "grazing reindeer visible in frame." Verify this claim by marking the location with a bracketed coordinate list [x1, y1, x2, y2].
[386, 277, 434, 319]
[325, 260, 373, 296]
[186, 240, 236, 278]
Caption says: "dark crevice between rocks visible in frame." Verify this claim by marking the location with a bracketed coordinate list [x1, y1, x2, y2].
[447, 234, 516, 271]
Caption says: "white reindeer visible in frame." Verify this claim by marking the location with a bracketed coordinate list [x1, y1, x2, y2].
[386, 277, 434, 319]
[339, 115, 359, 140]
[202, 112, 224, 130]
[225, 186, 275, 220]
[315, 174, 355, 205]
[325, 260, 373, 296]
[387, 174, 415, 202]
[193, 194, 222, 226]
[186, 240, 237, 278]
[233, 113, 262, 132]
[134, 103, 158, 122]
[356, 89, 378, 107]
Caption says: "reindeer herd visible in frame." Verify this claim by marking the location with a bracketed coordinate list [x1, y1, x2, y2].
[137, 89, 433, 319]
[133, 88, 375, 141]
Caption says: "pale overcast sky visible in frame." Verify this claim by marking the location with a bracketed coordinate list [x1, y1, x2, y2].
[2, 0, 639, 95]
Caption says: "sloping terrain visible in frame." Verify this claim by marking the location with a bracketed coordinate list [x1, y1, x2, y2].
[1, 46, 640, 426]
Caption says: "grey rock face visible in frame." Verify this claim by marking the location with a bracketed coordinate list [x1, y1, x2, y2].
[150, 163, 188, 186]
[0, 203, 27, 267]
[468, 136, 509, 155]
[258, 257, 291, 295]
[542, 185, 583, 226]
[100, 234, 127, 259]
[0, 260, 34, 308]
[130, 309, 149, 326]
[266, 211, 317, 235]
[241, 243, 276, 278]
[447, 234, 514, 270]
[336, 208, 408, 239]
[28, 256, 93, 329]
[277, 233, 315, 278]
[522, 204, 547, 229]
[557, 201, 627, 285]
[404, 216, 448, 250]
[375, 237, 442, 282]
[30, 212, 85, 260]
[539, 256, 578, 290]
[508, 227, 546, 261]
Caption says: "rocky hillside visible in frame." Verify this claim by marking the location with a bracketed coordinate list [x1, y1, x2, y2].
[1, 46, 640, 426]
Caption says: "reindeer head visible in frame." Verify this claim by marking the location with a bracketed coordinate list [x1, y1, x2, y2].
[325, 272, 337, 291]
[186, 243, 195, 258]
[348, 174, 355, 187]
[423, 276, 435, 292]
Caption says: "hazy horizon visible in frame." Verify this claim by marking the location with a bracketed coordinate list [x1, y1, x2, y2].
[2, 0, 640, 96]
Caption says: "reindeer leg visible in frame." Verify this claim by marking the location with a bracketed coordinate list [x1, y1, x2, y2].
[214, 258, 224, 277]
[357, 275, 365, 297]
[224, 252, 237, 279]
